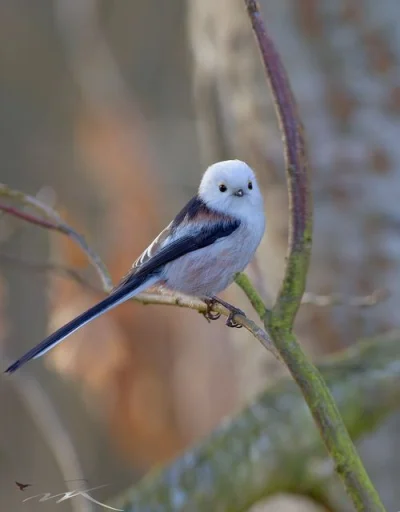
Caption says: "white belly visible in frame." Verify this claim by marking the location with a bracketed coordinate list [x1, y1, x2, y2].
[164, 222, 263, 297]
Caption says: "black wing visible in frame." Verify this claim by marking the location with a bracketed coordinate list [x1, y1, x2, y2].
[131, 195, 210, 271]
[114, 216, 240, 292]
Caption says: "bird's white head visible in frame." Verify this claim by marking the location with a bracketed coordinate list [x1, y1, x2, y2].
[198, 160, 264, 222]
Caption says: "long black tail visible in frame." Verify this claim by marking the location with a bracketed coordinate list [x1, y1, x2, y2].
[5, 274, 156, 374]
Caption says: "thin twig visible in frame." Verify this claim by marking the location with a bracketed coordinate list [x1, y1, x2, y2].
[0, 204, 62, 231]
[247, 259, 388, 309]
[302, 289, 389, 308]
[244, 1, 385, 511]
[0, 183, 113, 292]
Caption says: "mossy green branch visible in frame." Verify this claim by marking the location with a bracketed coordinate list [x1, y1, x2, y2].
[244, 1, 385, 510]
[234, 272, 268, 319]
[114, 333, 400, 512]
[235, 270, 383, 509]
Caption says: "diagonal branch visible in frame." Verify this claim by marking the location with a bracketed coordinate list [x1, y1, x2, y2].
[243, 1, 385, 511]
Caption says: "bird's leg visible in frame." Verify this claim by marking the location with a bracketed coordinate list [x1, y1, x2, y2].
[209, 296, 245, 328]
[203, 297, 221, 322]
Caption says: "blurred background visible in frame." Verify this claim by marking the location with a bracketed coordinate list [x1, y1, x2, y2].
[0, 1, 400, 511]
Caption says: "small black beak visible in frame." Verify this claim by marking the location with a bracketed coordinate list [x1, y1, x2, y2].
[234, 189, 244, 197]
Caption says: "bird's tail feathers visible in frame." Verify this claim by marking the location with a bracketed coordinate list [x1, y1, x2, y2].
[5, 274, 158, 374]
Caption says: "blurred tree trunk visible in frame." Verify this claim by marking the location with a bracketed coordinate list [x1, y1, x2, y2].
[188, 0, 400, 509]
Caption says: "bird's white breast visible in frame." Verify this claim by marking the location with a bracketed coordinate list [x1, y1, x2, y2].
[164, 218, 264, 297]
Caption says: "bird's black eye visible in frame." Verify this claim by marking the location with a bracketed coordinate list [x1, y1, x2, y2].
[248, 181, 253, 190]
[219, 184, 227, 192]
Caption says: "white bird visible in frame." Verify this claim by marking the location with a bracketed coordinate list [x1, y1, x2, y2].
[5, 160, 265, 373]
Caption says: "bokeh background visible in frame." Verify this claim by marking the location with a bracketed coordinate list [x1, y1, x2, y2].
[1, 1, 400, 511]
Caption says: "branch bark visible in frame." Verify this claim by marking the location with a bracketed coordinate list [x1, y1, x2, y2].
[112, 333, 400, 512]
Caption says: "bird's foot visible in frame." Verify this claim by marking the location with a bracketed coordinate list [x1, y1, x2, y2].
[225, 306, 245, 328]
[203, 298, 221, 322]
[206, 296, 245, 328]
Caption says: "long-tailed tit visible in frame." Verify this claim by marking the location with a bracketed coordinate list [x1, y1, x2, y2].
[5, 160, 265, 373]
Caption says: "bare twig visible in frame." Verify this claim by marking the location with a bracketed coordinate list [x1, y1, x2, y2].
[244, 1, 385, 510]
[0, 204, 62, 232]
[302, 289, 389, 308]
[247, 259, 388, 309]
[0, 183, 113, 292]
